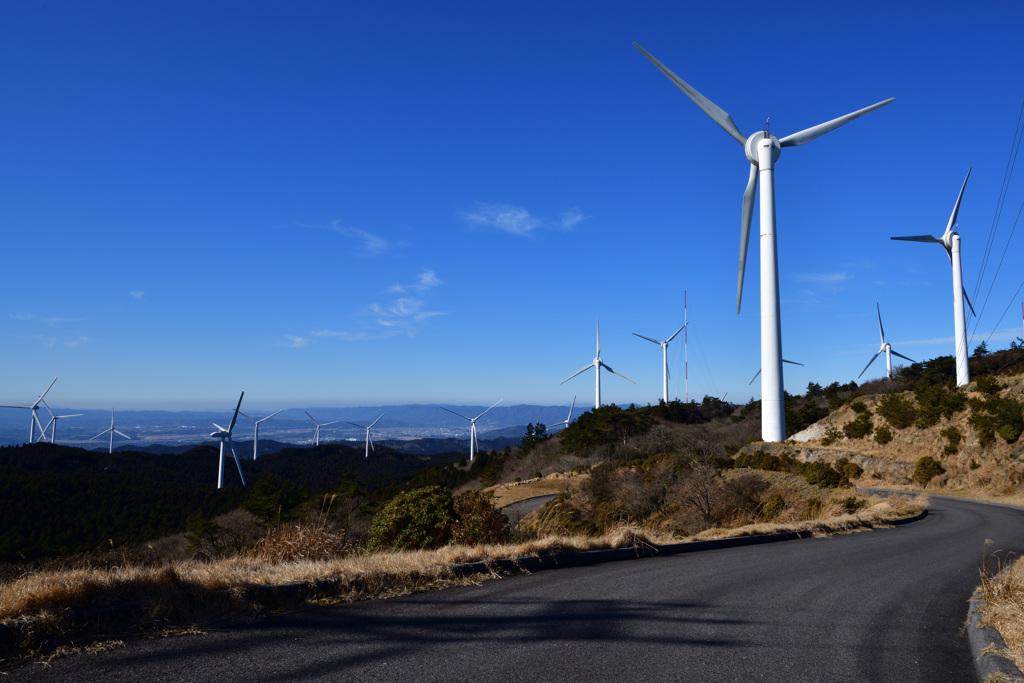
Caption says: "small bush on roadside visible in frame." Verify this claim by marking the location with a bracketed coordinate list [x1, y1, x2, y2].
[366, 486, 456, 551]
[940, 426, 963, 456]
[914, 456, 945, 487]
[761, 492, 786, 520]
[452, 490, 510, 545]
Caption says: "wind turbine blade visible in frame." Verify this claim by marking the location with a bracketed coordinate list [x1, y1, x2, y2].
[261, 409, 284, 422]
[227, 392, 244, 433]
[347, 421, 366, 429]
[561, 364, 594, 385]
[33, 377, 59, 407]
[323, 420, 340, 427]
[567, 396, 576, 422]
[113, 430, 130, 439]
[439, 406, 471, 421]
[749, 368, 761, 385]
[890, 351, 917, 364]
[858, 350, 884, 379]
[633, 43, 747, 145]
[239, 412, 256, 423]
[632, 332, 660, 345]
[891, 235, 943, 243]
[738, 163, 757, 313]
[596, 318, 601, 357]
[963, 287, 977, 317]
[90, 429, 111, 441]
[876, 303, 885, 344]
[474, 399, 502, 421]
[229, 438, 246, 487]
[369, 412, 386, 429]
[782, 360, 805, 366]
[603, 364, 636, 384]
[779, 98, 894, 147]
[666, 324, 687, 343]
[945, 167, 972, 236]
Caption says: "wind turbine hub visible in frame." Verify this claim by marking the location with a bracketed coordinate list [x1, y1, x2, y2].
[744, 131, 780, 165]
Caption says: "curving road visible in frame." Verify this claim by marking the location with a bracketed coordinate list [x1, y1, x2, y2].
[10, 495, 1024, 681]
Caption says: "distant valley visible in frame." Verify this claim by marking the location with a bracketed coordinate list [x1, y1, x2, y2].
[0, 403, 591, 451]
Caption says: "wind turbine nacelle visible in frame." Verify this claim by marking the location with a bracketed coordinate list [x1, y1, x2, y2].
[745, 131, 781, 165]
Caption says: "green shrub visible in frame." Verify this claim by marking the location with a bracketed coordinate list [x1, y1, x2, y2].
[940, 426, 963, 456]
[761, 492, 786, 520]
[914, 456, 945, 487]
[877, 393, 918, 429]
[969, 394, 1024, 447]
[821, 423, 843, 446]
[850, 401, 867, 414]
[976, 375, 1002, 396]
[970, 459, 981, 470]
[843, 412, 874, 439]
[452, 490, 510, 545]
[874, 424, 893, 444]
[835, 457, 864, 484]
[839, 496, 866, 514]
[914, 383, 967, 428]
[800, 461, 843, 488]
[367, 486, 456, 551]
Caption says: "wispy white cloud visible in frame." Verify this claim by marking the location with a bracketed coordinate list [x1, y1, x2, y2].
[462, 203, 585, 236]
[312, 329, 367, 341]
[32, 335, 93, 349]
[328, 220, 392, 256]
[283, 335, 308, 348]
[387, 269, 442, 294]
[369, 297, 446, 334]
[130, 291, 145, 301]
[10, 314, 88, 326]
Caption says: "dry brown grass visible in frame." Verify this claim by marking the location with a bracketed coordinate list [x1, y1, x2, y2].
[975, 546, 1024, 674]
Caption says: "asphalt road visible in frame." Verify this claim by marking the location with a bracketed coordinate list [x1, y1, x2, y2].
[11, 495, 1024, 682]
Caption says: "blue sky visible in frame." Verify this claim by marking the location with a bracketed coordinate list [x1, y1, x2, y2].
[3, 1, 1024, 411]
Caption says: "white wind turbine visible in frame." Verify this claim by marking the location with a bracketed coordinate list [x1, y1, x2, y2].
[858, 303, 916, 380]
[633, 324, 686, 403]
[306, 411, 339, 446]
[549, 396, 577, 431]
[1, 377, 58, 443]
[240, 409, 283, 460]
[348, 413, 386, 458]
[91, 408, 131, 453]
[635, 43, 893, 442]
[440, 400, 501, 462]
[562, 319, 635, 410]
[211, 392, 246, 489]
[40, 402, 82, 443]
[891, 168, 974, 386]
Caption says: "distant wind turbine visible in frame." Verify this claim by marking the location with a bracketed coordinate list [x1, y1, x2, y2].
[40, 401, 82, 443]
[211, 392, 246, 489]
[562, 318, 635, 410]
[1, 377, 59, 443]
[633, 324, 686, 403]
[858, 304, 916, 380]
[440, 400, 501, 462]
[240, 409, 282, 460]
[549, 396, 577, 431]
[306, 411, 339, 446]
[90, 408, 131, 454]
[635, 42, 893, 442]
[348, 413, 386, 458]
[891, 168, 974, 386]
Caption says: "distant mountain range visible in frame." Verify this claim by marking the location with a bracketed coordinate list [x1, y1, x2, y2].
[0, 403, 589, 450]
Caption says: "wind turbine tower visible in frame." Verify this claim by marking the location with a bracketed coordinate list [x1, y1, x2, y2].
[858, 304, 916, 380]
[306, 411, 339, 446]
[348, 413, 386, 458]
[562, 319, 635, 410]
[633, 323, 686, 404]
[90, 408, 131, 453]
[211, 392, 246, 489]
[635, 43, 893, 441]
[1, 377, 59, 443]
[440, 400, 501, 462]
[41, 402, 82, 443]
[891, 169, 973, 386]
[240, 409, 282, 460]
